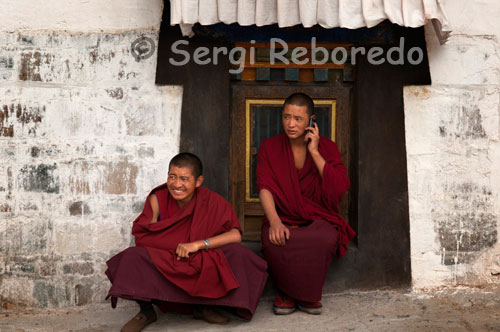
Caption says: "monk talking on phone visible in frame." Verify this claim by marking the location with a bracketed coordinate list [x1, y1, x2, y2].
[257, 93, 355, 315]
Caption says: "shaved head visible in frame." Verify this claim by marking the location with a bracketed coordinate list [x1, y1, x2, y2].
[168, 152, 203, 179]
[283, 93, 314, 117]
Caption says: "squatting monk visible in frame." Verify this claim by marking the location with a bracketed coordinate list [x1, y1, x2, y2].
[105, 153, 268, 332]
[257, 93, 356, 315]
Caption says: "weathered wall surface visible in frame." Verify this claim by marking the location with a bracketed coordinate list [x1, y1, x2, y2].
[0, 1, 184, 309]
[0, 0, 163, 33]
[2, 0, 499, 311]
[405, 0, 500, 288]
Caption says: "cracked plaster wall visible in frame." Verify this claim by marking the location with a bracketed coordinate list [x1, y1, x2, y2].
[405, 0, 500, 288]
[0, 0, 184, 310]
[3, 0, 499, 311]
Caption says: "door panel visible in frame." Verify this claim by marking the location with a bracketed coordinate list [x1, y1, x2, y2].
[246, 100, 336, 202]
[230, 84, 353, 241]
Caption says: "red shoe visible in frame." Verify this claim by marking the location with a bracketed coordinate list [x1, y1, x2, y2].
[297, 300, 322, 315]
[273, 293, 296, 315]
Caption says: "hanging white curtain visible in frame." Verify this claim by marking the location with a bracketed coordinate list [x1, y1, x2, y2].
[170, 0, 450, 43]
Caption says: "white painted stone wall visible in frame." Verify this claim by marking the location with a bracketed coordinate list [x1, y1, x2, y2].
[405, 0, 500, 288]
[2, 0, 499, 311]
[0, 0, 184, 309]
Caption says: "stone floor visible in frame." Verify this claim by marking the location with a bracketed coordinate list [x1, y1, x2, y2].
[1, 286, 500, 332]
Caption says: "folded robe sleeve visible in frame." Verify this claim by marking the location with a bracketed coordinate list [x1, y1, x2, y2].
[256, 133, 356, 258]
[256, 138, 276, 195]
[320, 139, 350, 212]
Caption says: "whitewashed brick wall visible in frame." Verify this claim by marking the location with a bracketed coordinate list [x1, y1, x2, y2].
[0, 0, 184, 309]
[405, 0, 500, 288]
[2, 0, 499, 311]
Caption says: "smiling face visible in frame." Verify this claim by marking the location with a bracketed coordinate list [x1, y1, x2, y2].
[282, 103, 311, 140]
[167, 165, 203, 207]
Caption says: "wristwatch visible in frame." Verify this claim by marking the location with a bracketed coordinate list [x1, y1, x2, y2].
[204, 239, 209, 250]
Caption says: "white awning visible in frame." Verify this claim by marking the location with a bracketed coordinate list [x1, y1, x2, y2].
[170, 0, 451, 44]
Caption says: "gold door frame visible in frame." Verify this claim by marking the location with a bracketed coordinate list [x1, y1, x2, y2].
[245, 99, 337, 202]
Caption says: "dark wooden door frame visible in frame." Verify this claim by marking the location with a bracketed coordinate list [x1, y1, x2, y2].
[156, 4, 431, 289]
[323, 29, 431, 291]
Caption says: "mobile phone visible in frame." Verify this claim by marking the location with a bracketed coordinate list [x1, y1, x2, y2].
[307, 117, 315, 133]
[307, 118, 315, 143]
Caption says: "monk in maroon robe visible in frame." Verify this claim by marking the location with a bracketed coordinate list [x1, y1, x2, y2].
[257, 93, 356, 315]
[106, 153, 268, 332]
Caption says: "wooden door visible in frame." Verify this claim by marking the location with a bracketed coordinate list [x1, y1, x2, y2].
[230, 84, 352, 241]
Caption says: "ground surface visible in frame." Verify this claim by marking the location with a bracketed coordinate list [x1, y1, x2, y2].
[1, 287, 499, 332]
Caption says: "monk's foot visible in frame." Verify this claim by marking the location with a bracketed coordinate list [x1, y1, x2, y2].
[193, 306, 229, 325]
[121, 311, 157, 332]
[273, 293, 296, 315]
[297, 300, 322, 315]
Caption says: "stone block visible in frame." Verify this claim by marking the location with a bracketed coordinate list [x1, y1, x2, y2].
[19, 51, 53, 81]
[0, 164, 12, 195]
[132, 200, 145, 213]
[53, 218, 127, 256]
[426, 30, 500, 85]
[24, 144, 61, 159]
[69, 201, 91, 216]
[1, 218, 51, 256]
[432, 182, 497, 264]
[5, 256, 40, 277]
[441, 0, 500, 38]
[33, 280, 70, 308]
[404, 86, 499, 156]
[0, 55, 14, 69]
[63, 262, 94, 276]
[18, 164, 59, 194]
[43, 100, 123, 139]
[0, 277, 35, 310]
[68, 160, 138, 196]
[101, 161, 139, 195]
[0, 103, 45, 138]
[137, 146, 154, 158]
[75, 284, 93, 306]
[38, 258, 57, 277]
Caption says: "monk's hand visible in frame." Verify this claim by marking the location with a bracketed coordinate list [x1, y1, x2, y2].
[305, 122, 320, 153]
[176, 242, 201, 260]
[269, 221, 290, 246]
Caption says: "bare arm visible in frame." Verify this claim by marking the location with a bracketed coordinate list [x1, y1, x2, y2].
[176, 228, 242, 259]
[149, 194, 160, 224]
[259, 188, 281, 224]
[259, 188, 290, 246]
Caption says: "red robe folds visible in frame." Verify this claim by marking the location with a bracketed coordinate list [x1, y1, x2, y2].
[132, 185, 241, 299]
[257, 133, 356, 301]
[105, 185, 268, 320]
[257, 132, 355, 257]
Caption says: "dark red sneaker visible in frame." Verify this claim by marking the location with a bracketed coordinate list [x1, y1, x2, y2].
[273, 293, 296, 315]
[297, 300, 322, 315]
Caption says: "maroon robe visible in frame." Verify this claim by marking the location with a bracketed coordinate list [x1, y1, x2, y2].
[132, 185, 241, 298]
[257, 132, 356, 302]
[105, 185, 268, 320]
